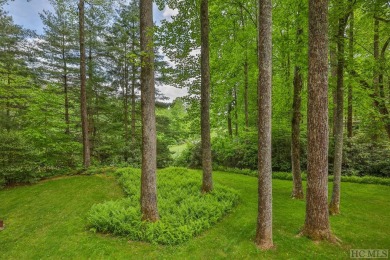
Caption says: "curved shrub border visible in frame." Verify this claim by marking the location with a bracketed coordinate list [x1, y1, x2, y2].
[88, 167, 239, 245]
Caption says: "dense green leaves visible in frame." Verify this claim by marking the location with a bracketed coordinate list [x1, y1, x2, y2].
[88, 167, 239, 245]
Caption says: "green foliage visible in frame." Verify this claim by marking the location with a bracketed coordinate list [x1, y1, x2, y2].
[176, 130, 390, 178]
[88, 167, 239, 245]
[214, 166, 390, 186]
[174, 132, 305, 172]
[0, 131, 39, 186]
[174, 141, 203, 168]
[212, 133, 258, 170]
[343, 134, 390, 177]
[157, 136, 174, 168]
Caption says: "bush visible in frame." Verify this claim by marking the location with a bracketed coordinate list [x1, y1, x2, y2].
[176, 131, 390, 178]
[174, 142, 203, 168]
[88, 167, 239, 245]
[214, 166, 390, 186]
[0, 131, 39, 186]
[174, 132, 306, 172]
[343, 135, 390, 177]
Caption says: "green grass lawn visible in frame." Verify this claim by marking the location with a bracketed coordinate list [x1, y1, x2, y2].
[1, 170, 389, 259]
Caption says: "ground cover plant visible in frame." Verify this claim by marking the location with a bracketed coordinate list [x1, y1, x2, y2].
[87, 167, 239, 245]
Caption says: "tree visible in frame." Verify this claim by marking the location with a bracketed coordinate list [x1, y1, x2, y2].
[200, 0, 213, 193]
[39, 0, 79, 136]
[301, 0, 332, 240]
[104, 1, 140, 162]
[255, 0, 273, 249]
[0, 10, 39, 184]
[78, 0, 91, 168]
[329, 0, 351, 215]
[140, 0, 159, 222]
[291, 0, 304, 200]
[347, 6, 354, 138]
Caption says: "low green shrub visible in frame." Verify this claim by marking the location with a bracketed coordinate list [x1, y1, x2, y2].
[88, 167, 239, 245]
[0, 177, 5, 189]
[0, 131, 39, 186]
[343, 135, 390, 177]
[214, 166, 390, 186]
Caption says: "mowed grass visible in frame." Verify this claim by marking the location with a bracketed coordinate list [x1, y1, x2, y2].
[0, 170, 389, 259]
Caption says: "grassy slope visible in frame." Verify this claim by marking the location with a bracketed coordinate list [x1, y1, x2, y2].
[0, 170, 389, 259]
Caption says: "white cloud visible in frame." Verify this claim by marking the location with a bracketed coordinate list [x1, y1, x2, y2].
[190, 48, 201, 57]
[162, 6, 178, 21]
[158, 85, 188, 101]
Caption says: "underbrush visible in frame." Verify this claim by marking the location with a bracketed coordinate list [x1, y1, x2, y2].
[214, 166, 390, 186]
[87, 167, 239, 245]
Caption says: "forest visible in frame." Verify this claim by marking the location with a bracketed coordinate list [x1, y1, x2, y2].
[0, 0, 389, 258]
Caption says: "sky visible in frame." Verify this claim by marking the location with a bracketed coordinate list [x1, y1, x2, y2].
[3, 0, 185, 101]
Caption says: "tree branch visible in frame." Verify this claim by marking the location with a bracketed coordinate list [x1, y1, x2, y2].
[374, 16, 390, 23]
[381, 36, 390, 58]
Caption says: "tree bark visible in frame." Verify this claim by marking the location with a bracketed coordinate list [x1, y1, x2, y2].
[330, 2, 349, 215]
[124, 45, 130, 162]
[330, 44, 337, 138]
[371, 18, 380, 141]
[131, 21, 137, 145]
[228, 97, 233, 137]
[291, 64, 304, 200]
[140, 0, 159, 222]
[291, 17, 304, 199]
[63, 74, 70, 135]
[61, 34, 70, 135]
[87, 45, 95, 157]
[200, 0, 213, 193]
[378, 36, 390, 139]
[347, 9, 354, 138]
[255, 0, 273, 250]
[302, 0, 332, 241]
[244, 59, 249, 129]
[234, 85, 238, 136]
[78, 0, 91, 168]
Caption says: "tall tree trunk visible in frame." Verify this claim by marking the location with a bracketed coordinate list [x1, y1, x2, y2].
[6, 72, 10, 132]
[255, 0, 273, 250]
[347, 9, 354, 138]
[124, 45, 130, 162]
[291, 7, 304, 199]
[200, 0, 213, 193]
[291, 64, 304, 199]
[62, 35, 70, 135]
[330, 44, 337, 138]
[78, 0, 91, 168]
[379, 36, 390, 139]
[244, 59, 249, 129]
[371, 18, 381, 141]
[131, 21, 137, 145]
[234, 85, 238, 136]
[140, 0, 159, 222]
[291, 0, 304, 199]
[63, 74, 70, 135]
[228, 98, 233, 137]
[302, 0, 332, 241]
[87, 46, 95, 157]
[131, 65, 137, 144]
[330, 3, 349, 215]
